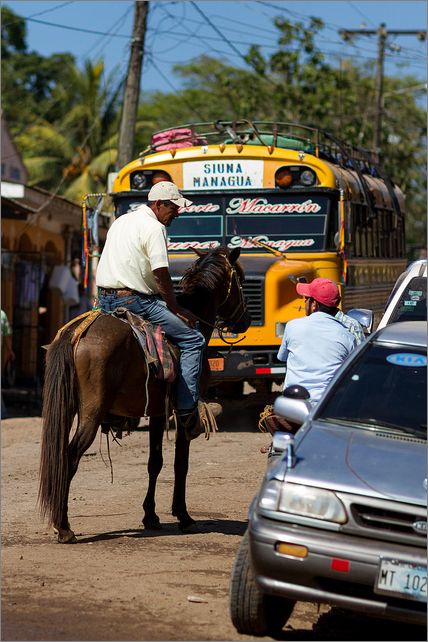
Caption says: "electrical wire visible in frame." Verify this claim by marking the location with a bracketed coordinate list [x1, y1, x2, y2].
[146, 56, 207, 121]
[346, 1, 377, 28]
[2, 0, 74, 24]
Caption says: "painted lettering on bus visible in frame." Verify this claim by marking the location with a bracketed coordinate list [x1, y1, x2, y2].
[228, 236, 315, 251]
[226, 198, 322, 214]
[203, 162, 243, 174]
[193, 176, 254, 188]
[167, 240, 220, 251]
[179, 203, 220, 213]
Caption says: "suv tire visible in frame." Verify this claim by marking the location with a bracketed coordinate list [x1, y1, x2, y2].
[229, 529, 295, 637]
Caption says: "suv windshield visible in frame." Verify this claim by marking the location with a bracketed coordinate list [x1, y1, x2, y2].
[317, 343, 427, 438]
[389, 276, 426, 323]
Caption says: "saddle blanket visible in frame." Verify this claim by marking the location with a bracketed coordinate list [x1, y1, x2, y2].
[113, 308, 178, 383]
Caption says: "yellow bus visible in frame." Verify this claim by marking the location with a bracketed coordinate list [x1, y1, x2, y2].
[110, 120, 406, 391]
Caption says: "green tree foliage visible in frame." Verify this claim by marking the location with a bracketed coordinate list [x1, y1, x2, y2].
[2, 7, 425, 250]
[136, 18, 425, 250]
[1, 6, 120, 201]
[1, 6, 76, 126]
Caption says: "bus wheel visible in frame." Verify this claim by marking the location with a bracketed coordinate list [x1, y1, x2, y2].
[216, 381, 244, 399]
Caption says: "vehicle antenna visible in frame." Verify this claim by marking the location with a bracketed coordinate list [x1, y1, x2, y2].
[243, 237, 287, 259]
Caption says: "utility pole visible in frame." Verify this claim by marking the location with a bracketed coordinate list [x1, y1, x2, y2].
[339, 24, 426, 152]
[117, 0, 149, 170]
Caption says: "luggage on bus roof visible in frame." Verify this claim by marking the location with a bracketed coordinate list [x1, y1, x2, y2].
[224, 133, 314, 152]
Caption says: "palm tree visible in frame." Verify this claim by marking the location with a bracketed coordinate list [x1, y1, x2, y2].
[16, 59, 122, 202]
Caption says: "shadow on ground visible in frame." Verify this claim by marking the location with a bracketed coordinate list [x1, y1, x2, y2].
[279, 607, 426, 641]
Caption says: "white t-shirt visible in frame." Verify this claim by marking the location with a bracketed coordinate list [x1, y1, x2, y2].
[96, 204, 169, 294]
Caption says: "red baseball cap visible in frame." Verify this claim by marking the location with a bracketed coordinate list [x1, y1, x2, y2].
[296, 277, 341, 307]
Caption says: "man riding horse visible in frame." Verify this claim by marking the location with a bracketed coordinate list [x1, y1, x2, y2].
[96, 181, 208, 437]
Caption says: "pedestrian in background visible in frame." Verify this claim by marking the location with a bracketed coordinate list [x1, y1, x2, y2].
[1, 308, 15, 419]
[278, 278, 358, 406]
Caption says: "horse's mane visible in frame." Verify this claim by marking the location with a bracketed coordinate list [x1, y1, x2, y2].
[180, 247, 230, 294]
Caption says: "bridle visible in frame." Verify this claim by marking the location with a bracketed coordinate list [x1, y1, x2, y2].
[216, 263, 248, 342]
[190, 258, 248, 345]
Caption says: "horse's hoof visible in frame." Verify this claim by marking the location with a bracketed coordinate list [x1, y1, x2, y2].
[178, 519, 199, 534]
[57, 530, 77, 544]
[142, 517, 163, 530]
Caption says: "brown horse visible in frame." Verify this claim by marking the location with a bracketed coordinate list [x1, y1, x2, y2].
[38, 246, 250, 543]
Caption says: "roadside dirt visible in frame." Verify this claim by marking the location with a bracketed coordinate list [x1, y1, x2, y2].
[1, 394, 425, 641]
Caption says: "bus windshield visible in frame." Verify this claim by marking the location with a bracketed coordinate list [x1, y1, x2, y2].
[117, 190, 336, 253]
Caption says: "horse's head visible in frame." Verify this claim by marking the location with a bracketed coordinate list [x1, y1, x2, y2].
[181, 246, 251, 335]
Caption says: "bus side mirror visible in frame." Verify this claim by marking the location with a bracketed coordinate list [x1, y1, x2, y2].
[347, 308, 374, 334]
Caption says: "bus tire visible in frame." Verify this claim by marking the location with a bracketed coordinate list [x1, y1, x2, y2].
[229, 530, 295, 637]
[216, 381, 244, 398]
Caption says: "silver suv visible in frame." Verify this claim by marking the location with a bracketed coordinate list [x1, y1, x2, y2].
[230, 321, 427, 637]
[378, 259, 427, 329]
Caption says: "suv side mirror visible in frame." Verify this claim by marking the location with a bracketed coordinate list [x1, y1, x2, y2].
[346, 308, 374, 334]
[273, 386, 312, 427]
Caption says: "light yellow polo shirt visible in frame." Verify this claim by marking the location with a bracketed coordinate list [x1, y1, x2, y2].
[96, 204, 169, 294]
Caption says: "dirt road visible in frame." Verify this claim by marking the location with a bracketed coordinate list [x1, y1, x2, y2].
[1, 394, 425, 641]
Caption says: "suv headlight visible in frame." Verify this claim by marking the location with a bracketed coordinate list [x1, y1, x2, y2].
[279, 483, 347, 523]
[258, 479, 281, 511]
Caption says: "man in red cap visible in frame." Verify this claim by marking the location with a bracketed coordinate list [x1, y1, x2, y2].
[277, 277, 358, 406]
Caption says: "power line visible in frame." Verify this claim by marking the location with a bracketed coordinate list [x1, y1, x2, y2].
[346, 1, 377, 29]
[24, 1, 75, 20]
[146, 56, 206, 121]
[190, 1, 251, 65]
[339, 23, 427, 151]
[16, 15, 131, 39]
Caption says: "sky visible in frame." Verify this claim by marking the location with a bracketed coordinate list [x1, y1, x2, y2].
[4, 0, 427, 96]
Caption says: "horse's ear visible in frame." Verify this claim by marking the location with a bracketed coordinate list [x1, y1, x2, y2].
[191, 247, 208, 258]
[228, 247, 241, 264]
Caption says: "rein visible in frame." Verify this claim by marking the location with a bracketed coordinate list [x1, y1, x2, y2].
[189, 262, 247, 346]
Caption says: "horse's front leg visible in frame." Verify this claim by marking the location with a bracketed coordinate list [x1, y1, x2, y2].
[142, 416, 164, 529]
[172, 425, 197, 532]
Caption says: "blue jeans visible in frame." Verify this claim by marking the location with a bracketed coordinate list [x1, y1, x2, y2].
[98, 292, 206, 411]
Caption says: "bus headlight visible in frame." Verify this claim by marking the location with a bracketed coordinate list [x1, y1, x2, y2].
[131, 172, 147, 190]
[279, 483, 347, 523]
[276, 321, 286, 337]
[275, 167, 293, 188]
[299, 169, 316, 186]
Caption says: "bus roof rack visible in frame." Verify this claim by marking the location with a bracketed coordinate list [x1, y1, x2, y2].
[141, 119, 381, 171]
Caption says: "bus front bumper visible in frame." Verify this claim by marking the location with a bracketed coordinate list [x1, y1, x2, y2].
[207, 347, 285, 381]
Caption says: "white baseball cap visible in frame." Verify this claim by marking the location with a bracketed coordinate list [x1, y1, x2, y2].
[148, 181, 192, 208]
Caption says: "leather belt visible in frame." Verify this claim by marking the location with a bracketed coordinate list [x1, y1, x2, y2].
[98, 287, 136, 297]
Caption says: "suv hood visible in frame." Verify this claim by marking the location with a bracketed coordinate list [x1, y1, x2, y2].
[286, 422, 426, 505]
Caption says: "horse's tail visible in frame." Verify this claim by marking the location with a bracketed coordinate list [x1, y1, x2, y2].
[38, 329, 78, 526]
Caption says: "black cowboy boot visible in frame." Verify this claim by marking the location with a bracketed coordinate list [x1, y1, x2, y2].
[177, 406, 203, 441]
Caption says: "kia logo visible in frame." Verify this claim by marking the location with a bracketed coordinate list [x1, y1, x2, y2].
[412, 520, 427, 535]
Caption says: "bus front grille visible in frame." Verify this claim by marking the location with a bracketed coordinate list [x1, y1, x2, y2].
[242, 278, 264, 326]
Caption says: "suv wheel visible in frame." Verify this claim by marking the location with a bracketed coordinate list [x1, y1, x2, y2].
[229, 529, 295, 637]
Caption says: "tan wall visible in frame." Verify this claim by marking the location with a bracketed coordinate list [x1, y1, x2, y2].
[1, 219, 64, 256]
[1, 220, 67, 382]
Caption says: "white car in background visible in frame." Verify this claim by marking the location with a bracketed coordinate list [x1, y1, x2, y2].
[377, 260, 427, 330]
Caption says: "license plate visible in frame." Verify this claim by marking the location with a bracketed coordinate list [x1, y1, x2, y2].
[375, 558, 427, 602]
[209, 358, 225, 372]
[211, 329, 237, 339]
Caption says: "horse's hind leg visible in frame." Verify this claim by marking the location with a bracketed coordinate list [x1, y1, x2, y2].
[172, 426, 196, 532]
[55, 415, 101, 543]
[142, 416, 164, 529]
